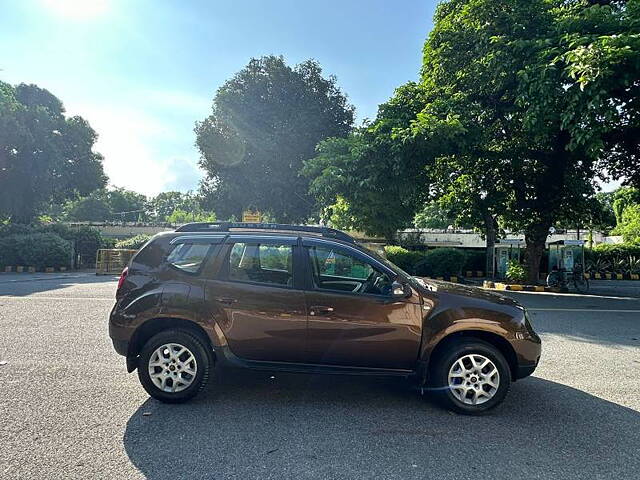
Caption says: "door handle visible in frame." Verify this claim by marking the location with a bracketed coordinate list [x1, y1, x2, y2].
[310, 305, 334, 316]
[216, 297, 237, 305]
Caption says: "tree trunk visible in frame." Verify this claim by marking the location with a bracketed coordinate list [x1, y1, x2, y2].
[524, 223, 551, 284]
[484, 214, 497, 278]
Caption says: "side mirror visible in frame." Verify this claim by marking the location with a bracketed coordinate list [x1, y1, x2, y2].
[391, 280, 412, 299]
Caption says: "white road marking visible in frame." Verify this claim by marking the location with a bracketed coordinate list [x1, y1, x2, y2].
[529, 308, 640, 313]
[0, 296, 113, 301]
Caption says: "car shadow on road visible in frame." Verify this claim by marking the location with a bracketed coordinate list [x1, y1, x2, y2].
[0, 272, 117, 296]
[123, 368, 640, 480]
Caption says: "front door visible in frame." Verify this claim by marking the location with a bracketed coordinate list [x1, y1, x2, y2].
[302, 240, 422, 370]
[205, 237, 308, 363]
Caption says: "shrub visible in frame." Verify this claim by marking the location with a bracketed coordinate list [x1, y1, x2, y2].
[384, 246, 425, 274]
[462, 250, 485, 272]
[115, 234, 151, 250]
[0, 233, 71, 269]
[424, 248, 466, 277]
[505, 259, 527, 284]
[385, 246, 468, 277]
[586, 243, 640, 274]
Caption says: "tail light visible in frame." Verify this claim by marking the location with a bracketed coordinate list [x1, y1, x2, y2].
[117, 266, 129, 291]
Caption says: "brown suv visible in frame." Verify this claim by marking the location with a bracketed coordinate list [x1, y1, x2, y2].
[109, 222, 541, 414]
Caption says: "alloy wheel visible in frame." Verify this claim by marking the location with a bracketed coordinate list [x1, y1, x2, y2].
[448, 354, 500, 405]
[148, 343, 198, 393]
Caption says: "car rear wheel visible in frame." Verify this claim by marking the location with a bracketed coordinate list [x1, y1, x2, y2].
[137, 329, 211, 403]
[428, 339, 511, 414]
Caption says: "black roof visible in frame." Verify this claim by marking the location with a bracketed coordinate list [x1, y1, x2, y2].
[175, 222, 356, 244]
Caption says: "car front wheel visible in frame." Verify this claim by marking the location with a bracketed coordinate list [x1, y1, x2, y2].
[137, 329, 211, 403]
[429, 339, 511, 414]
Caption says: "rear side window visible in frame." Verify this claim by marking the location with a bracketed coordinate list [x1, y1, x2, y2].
[166, 243, 211, 274]
[229, 242, 293, 287]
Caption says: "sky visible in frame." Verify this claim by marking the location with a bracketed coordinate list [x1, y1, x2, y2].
[0, 0, 437, 196]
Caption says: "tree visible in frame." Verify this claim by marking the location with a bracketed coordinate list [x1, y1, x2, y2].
[614, 204, 640, 243]
[107, 188, 147, 222]
[165, 209, 216, 224]
[64, 188, 148, 222]
[612, 187, 640, 225]
[304, 83, 430, 242]
[150, 191, 202, 222]
[414, 201, 456, 230]
[195, 56, 355, 223]
[408, 0, 640, 282]
[0, 82, 107, 222]
[64, 192, 112, 221]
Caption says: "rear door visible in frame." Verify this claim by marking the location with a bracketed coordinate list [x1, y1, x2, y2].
[302, 239, 422, 370]
[204, 235, 308, 363]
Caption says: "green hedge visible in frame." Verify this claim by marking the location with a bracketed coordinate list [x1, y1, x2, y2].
[384, 246, 468, 277]
[115, 234, 151, 250]
[0, 233, 72, 269]
[585, 243, 640, 274]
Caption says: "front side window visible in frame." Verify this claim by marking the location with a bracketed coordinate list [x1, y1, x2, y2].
[166, 243, 211, 273]
[308, 245, 393, 295]
[229, 242, 293, 287]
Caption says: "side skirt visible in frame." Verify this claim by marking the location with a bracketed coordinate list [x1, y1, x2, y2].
[215, 346, 415, 377]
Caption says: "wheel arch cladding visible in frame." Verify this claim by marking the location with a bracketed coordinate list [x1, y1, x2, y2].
[128, 318, 214, 365]
[428, 330, 518, 381]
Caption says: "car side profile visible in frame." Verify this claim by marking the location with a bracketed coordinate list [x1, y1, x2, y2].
[109, 222, 541, 414]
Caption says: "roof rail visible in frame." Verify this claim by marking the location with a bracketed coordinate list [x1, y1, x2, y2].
[174, 222, 356, 243]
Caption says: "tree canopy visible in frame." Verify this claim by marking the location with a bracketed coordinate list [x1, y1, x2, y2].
[0, 82, 107, 222]
[195, 56, 355, 222]
[305, 0, 640, 281]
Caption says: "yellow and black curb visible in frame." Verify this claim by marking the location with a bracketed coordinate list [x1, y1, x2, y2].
[483, 281, 567, 293]
[1, 266, 66, 273]
[589, 273, 640, 280]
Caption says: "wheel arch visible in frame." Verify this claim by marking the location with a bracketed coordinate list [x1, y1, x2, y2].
[127, 317, 215, 372]
[426, 330, 518, 381]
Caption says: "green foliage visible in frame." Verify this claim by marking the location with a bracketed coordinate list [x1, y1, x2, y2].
[195, 56, 355, 222]
[424, 248, 467, 277]
[505, 260, 528, 284]
[614, 204, 640, 244]
[165, 209, 216, 224]
[114, 234, 151, 250]
[64, 192, 112, 221]
[384, 246, 467, 277]
[304, 83, 429, 241]
[64, 188, 148, 222]
[586, 243, 640, 274]
[612, 187, 640, 225]
[0, 81, 107, 222]
[414, 201, 456, 229]
[383, 246, 426, 274]
[0, 233, 71, 269]
[0, 222, 105, 261]
[150, 191, 203, 222]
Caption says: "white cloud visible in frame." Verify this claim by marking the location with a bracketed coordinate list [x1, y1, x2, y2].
[65, 100, 203, 196]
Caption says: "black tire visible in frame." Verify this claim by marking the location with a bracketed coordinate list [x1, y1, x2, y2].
[428, 339, 511, 415]
[137, 329, 212, 403]
[546, 271, 560, 288]
[573, 274, 589, 294]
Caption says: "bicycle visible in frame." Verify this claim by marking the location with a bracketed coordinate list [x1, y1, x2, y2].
[546, 263, 590, 293]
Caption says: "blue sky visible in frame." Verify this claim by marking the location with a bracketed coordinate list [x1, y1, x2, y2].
[0, 0, 437, 196]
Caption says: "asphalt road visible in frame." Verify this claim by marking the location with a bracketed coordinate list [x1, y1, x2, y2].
[0, 273, 639, 479]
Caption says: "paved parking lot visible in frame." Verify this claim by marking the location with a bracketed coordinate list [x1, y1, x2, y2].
[0, 273, 639, 479]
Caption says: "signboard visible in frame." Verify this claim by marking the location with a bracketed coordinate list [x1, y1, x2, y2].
[242, 211, 261, 223]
